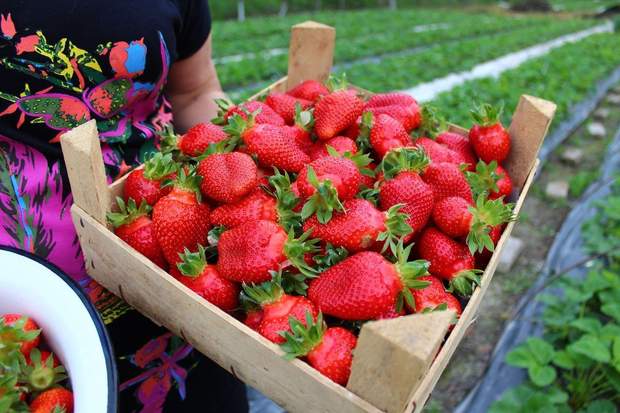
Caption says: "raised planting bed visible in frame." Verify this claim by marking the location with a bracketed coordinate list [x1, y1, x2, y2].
[60, 22, 556, 413]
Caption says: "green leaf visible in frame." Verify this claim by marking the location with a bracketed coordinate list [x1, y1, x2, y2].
[568, 334, 611, 363]
[528, 364, 556, 387]
[569, 318, 602, 335]
[601, 303, 620, 323]
[583, 400, 616, 413]
[527, 337, 555, 365]
[506, 345, 536, 368]
[552, 350, 575, 370]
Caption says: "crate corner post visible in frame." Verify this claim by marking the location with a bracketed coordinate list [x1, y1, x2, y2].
[60, 119, 111, 225]
[286, 20, 336, 90]
[347, 311, 455, 413]
[506, 95, 557, 191]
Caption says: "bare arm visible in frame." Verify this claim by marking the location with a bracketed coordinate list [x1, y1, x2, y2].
[165, 34, 229, 133]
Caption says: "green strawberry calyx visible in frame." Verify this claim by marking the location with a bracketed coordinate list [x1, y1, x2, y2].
[176, 245, 208, 278]
[0, 316, 40, 368]
[279, 311, 325, 360]
[241, 272, 285, 308]
[301, 165, 346, 225]
[326, 73, 349, 92]
[157, 125, 180, 155]
[326, 145, 374, 178]
[355, 111, 373, 153]
[312, 243, 349, 272]
[294, 103, 314, 132]
[211, 98, 235, 125]
[283, 229, 320, 277]
[267, 169, 302, 232]
[470, 102, 504, 128]
[377, 204, 413, 253]
[222, 108, 260, 140]
[379, 147, 430, 180]
[143, 152, 178, 181]
[466, 160, 502, 198]
[448, 269, 483, 296]
[23, 348, 67, 391]
[418, 105, 448, 139]
[106, 197, 152, 229]
[466, 195, 515, 255]
[390, 240, 431, 312]
[167, 166, 203, 202]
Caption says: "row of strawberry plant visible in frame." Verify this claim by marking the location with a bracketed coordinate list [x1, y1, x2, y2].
[489, 175, 620, 412]
[430, 32, 620, 130]
[336, 19, 596, 93]
[227, 19, 595, 100]
[551, 0, 618, 12]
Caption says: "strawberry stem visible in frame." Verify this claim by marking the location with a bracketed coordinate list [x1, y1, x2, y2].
[390, 240, 431, 312]
[355, 111, 373, 153]
[106, 197, 151, 228]
[279, 312, 325, 360]
[466, 160, 501, 198]
[176, 245, 208, 278]
[241, 272, 285, 307]
[466, 195, 515, 254]
[268, 169, 302, 232]
[418, 105, 447, 139]
[379, 147, 430, 180]
[470, 102, 504, 127]
[301, 166, 345, 224]
[284, 229, 320, 277]
[143, 152, 178, 181]
[448, 269, 483, 296]
[377, 204, 413, 253]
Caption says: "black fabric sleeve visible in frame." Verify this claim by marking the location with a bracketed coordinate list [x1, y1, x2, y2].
[175, 0, 212, 60]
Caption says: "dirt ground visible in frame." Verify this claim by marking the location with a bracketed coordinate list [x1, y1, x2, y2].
[425, 84, 620, 412]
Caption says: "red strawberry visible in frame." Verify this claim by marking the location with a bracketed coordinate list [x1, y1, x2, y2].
[417, 227, 480, 295]
[365, 92, 417, 109]
[287, 79, 329, 102]
[360, 162, 377, 188]
[308, 136, 357, 161]
[378, 148, 434, 236]
[30, 388, 73, 413]
[410, 275, 462, 316]
[265, 93, 312, 125]
[197, 152, 258, 204]
[466, 161, 513, 200]
[377, 305, 406, 319]
[217, 220, 318, 283]
[297, 155, 362, 223]
[436, 132, 477, 171]
[281, 313, 357, 385]
[308, 244, 429, 320]
[432, 195, 513, 254]
[366, 104, 421, 132]
[303, 199, 411, 253]
[210, 189, 278, 228]
[414, 137, 462, 166]
[475, 224, 504, 267]
[173, 246, 239, 311]
[242, 278, 317, 343]
[225, 100, 285, 126]
[107, 197, 166, 268]
[152, 169, 211, 265]
[227, 114, 310, 173]
[177, 122, 228, 157]
[422, 162, 473, 203]
[370, 114, 413, 159]
[244, 309, 264, 330]
[123, 153, 177, 206]
[314, 90, 364, 140]
[469, 103, 511, 163]
[1, 314, 40, 357]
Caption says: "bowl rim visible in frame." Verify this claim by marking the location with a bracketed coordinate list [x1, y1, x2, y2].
[0, 245, 118, 413]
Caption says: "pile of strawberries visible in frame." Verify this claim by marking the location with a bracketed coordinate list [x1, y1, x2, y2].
[108, 77, 514, 386]
[0, 314, 73, 413]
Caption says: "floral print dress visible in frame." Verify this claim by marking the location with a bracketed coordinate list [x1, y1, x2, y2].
[0, 2, 248, 412]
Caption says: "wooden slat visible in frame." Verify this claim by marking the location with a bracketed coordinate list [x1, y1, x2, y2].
[286, 21, 336, 90]
[348, 311, 455, 413]
[60, 120, 110, 225]
[71, 206, 381, 413]
[506, 95, 557, 191]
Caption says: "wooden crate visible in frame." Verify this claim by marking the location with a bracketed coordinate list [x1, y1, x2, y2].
[60, 21, 556, 413]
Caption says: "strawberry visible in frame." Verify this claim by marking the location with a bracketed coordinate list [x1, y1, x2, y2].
[417, 227, 480, 295]
[377, 305, 406, 319]
[410, 275, 462, 316]
[152, 168, 211, 265]
[422, 162, 473, 203]
[414, 137, 462, 165]
[217, 220, 318, 283]
[466, 160, 513, 200]
[242, 277, 317, 343]
[303, 199, 411, 253]
[287, 79, 329, 102]
[244, 309, 264, 330]
[174, 245, 239, 312]
[197, 151, 258, 204]
[475, 224, 504, 267]
[314, 90, 364, 140]
[308, 243, 430, 320]
[378, 148, 434, 236]
[308, 136, 357, 161]
[0, 314, 40, 357]
[226, 114, 310, 173]
[123, 153, 177, 206]
[281, 312, 357, 385]
[436, 132, 477, 171]
[283, 105, 315, 151]
[22, 348, 67, 392]
[107, 197, 166, 268]
[365, 92, 417, 109]
[370, 113, 413, 159]
[224, 100, 285, 126]
[30, 388, 73, 413]
[177, 122, 228, 157]
[469, 103, 511, 163]
[297, 155, 362, 223]
[265, 92, 312, 125]
[432, 195, 513, 254]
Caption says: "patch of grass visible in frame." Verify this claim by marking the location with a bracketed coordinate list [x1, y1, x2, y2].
[568, 170, 599, 198]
